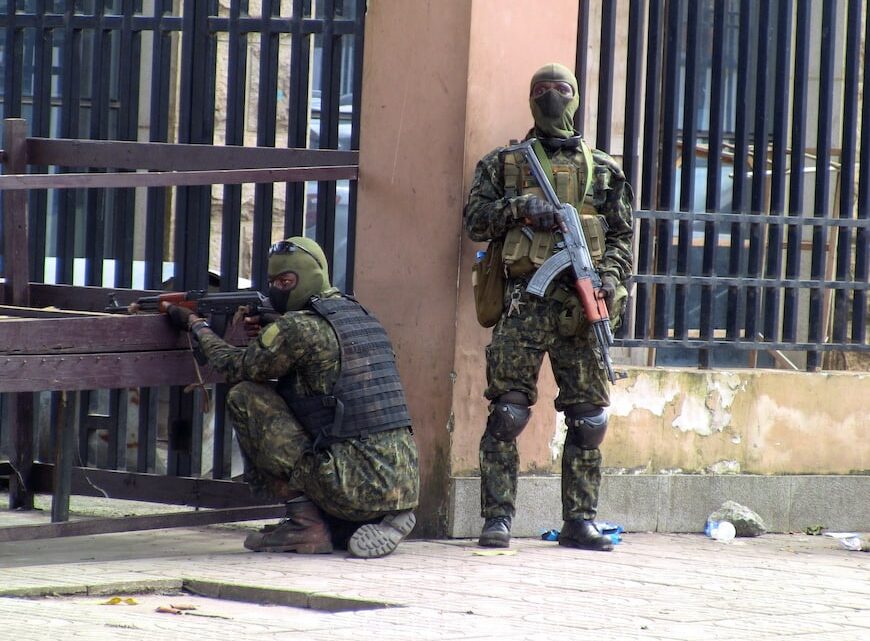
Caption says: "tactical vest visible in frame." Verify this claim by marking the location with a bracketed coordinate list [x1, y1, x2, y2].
[277, 295, 412, 449]
[501, 140, 607, 278]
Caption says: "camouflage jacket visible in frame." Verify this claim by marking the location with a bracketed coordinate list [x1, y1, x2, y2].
[463, 139, 634, 286]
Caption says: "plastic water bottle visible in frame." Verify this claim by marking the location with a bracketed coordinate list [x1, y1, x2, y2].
[705, 519, 736, 542]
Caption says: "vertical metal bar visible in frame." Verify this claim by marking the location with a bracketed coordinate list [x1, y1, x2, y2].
[726, 0, 753, 342]
[113, 2, 142, 289]
[77, 391, 92, 466]
[634, 0, 663, 343]
[314, 0, 339, 276]
[136, 387, 158, 473]
[596, 0, 617, 151]
[574, 0, 590, 133]
[854, 0, 870, 346]
[2, 1, 24, 118]
[762, 0, 793, 347]
[175, 0, 215, 292]
[29, 1, 53, 282]
[83, 0, 109, 288]
[57, 0, 83, 285]
[653, 0, 681, 340]
[745, 0, 771, 353]
[280, 0, 311, 283]
[622, 0, 646, 190]
[3, 118, 34, 510]
[676, 0, 700, 344]
[219, 0, 247, 291]
[51, 391, 76, 523]
[832, 0, 861, 344]
[342, 0, 365, 294]
[252, 0, 280, 291]
[784, 0, 811, 343]
[108, 389, 128, 470]
[212, 385, 232, 479]
[700, 0, 727, 369]
[144, 0, 173, 289]
[807, 0, 838, 370]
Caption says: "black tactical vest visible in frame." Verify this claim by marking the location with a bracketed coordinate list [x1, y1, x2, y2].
[277, 295, 412, 449]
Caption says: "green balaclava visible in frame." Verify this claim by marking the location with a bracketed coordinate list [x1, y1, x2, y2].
[528, 62, 580, 140]
[266, 236, 331, 313]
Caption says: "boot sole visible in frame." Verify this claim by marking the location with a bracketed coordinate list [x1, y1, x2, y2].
[478, 534, 510, 548]
[558, 538, 614, 552]
[347, 510, 416, 559]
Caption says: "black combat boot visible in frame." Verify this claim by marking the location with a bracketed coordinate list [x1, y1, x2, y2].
[244, 498, 334, 554]
[558, 519, 614, 552]
[478, 515, 512, 548]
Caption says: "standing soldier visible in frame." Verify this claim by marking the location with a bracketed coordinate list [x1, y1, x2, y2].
[464, 63, 634, 551]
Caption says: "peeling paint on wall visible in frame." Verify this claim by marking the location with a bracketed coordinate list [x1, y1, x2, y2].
[610, 373, 680, 417]
[671, 374, 742, 436]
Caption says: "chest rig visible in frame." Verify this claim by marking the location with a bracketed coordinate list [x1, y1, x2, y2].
[500, 139, 607, 278]
[277, 295, 412, 449]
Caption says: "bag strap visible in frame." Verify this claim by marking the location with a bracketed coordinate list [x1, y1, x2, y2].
[531, 138, 595, 204]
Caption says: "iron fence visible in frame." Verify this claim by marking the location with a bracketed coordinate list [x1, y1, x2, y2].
[580, 0, 868, 370]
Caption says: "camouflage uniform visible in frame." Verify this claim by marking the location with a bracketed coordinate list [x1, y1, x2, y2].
[464, 140, 634, 523]
[197, 289, 419, 522]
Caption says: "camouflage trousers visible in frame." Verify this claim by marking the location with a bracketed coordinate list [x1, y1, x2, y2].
[227, 381, 419, 522]
[480, 283, 609, 521]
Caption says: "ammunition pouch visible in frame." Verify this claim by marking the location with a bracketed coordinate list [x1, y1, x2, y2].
[472, 239, 507, 328]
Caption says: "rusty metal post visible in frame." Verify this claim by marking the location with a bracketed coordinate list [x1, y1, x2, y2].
[2, 118, 35, 509]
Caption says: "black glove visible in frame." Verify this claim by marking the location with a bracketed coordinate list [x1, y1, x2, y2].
[242, 310, 281, 338]
[166, 304, 194, 331]
[524, 195, 559, 230]
[597, 275, 618, 311]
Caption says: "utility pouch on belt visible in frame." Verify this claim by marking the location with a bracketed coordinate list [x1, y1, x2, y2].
[502, 226, 557, 277]
[472, 238, 506, 328]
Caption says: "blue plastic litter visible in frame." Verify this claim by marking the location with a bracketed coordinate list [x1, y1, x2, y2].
[539, 521, 624, 544]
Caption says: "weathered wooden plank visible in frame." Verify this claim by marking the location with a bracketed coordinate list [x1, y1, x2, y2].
[0, 350, 225, 392]
[0, 164, 359, 191]
[0, 505, 286, 542]
[0, 312, 190, 354]
[26, 137, 358, 171]
[29, 465, 276, 509]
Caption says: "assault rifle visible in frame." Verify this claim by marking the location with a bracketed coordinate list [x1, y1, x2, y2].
[106, 289, 272, 337]
[502, 139, 621, 383]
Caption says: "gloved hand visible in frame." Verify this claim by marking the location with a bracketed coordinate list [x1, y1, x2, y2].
[524, 195, 559, 230]
[166, 304, 195, 331]
[242, 311, 281, 338]
[596, 274, 619, 311]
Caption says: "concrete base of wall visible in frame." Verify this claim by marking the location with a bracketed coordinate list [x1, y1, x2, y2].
[448, 475, 870, 537]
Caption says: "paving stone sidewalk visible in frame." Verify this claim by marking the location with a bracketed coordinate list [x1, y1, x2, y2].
[0, 502, 867, 641]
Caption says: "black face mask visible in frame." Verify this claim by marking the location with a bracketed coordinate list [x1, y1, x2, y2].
[533, 90, 572, 119]
[268, 286, 291, 314]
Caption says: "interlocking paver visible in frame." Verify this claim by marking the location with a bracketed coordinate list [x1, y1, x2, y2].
[0, 504, 867, 641]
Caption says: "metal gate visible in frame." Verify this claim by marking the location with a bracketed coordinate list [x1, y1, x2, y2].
[0, 0, 365, 529]
[579, 0, 868, 370]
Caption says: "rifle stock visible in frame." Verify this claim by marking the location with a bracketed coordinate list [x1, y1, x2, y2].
[502, 139, 620, 383]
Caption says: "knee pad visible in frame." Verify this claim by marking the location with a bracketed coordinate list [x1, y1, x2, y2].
[564, 404, 608, 449]
[485, 393, 531, 442]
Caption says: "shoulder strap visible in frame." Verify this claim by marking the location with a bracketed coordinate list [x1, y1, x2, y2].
[531, 139, 556, 192]
[579, 139, 594, 198]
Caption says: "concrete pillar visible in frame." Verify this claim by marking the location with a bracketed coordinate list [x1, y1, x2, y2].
[356, 1, 580, 536]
